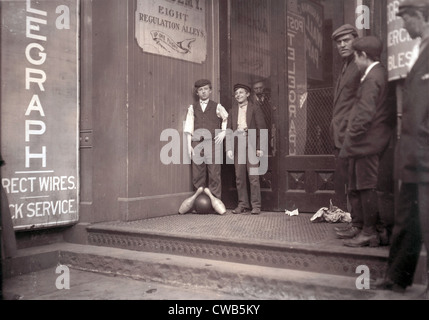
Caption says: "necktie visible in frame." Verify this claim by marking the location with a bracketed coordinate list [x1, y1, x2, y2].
[336, 62, 347, 93]
[200, 100, 208, 112]
[342, 62, 347, 75]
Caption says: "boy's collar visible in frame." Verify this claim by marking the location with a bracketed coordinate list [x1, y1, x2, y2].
[361, 61, 379, 82]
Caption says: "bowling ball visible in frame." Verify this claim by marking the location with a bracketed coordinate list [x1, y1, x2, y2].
[194, 194, 214, 214]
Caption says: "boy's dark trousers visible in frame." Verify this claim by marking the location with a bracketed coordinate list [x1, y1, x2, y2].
[233, 144, 261, 211]
[192, 139, 222, 199]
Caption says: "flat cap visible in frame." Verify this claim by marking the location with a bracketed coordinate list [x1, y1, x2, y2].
[234, 83, 251, 93]
[397, 0, 429, 16]
[352, 36, 383, 58]
[194, 79, 211, 88]
[332, 24, 358, 41]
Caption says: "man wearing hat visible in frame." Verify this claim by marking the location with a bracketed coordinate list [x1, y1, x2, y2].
[251, 79, 273, 155]
[184, 79, 229, 205]
[226, 84, 267, 215]
[339, 36, 395, 248]
[330, 24, 362, 239]
[374, 0, 429, 297]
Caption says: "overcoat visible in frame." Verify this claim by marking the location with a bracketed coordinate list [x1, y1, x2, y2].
[340, 63, 396, 159]
[330, 58, 361, 149]
[397, 45, 429, 183]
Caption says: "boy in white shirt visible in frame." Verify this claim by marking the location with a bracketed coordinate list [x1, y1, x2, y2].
[184, 79, 228, 201]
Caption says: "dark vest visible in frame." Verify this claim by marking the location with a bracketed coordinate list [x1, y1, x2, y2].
[193, 100, 221, 140]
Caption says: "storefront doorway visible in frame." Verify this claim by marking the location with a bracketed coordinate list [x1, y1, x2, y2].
[220, 0, 342, 213]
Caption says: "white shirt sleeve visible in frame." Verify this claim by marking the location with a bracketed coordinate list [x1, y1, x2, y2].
[216, 104, 229, 131]
[237, 106, 248, 131]
[184, 105, 194, 135]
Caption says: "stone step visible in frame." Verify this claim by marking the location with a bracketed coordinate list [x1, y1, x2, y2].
[86, 213, 393, 280]
[4, 243, 426, 300]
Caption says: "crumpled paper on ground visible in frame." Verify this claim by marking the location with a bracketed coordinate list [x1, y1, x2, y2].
[285, 209, 299, 216]
[310, 200, 351, 223]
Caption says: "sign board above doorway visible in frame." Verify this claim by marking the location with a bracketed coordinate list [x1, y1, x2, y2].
[135, 0, 207, 64]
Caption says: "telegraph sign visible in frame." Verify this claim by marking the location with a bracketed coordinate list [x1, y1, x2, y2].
[1, 0, 80, 230]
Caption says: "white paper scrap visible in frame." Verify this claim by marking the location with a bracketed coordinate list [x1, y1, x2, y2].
[285, 209, 299, 216]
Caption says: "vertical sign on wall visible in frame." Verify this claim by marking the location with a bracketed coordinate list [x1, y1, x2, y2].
[299, 0, 324, 81]
[1, 0, 79, 230]
[387, 0, 420, 81]
[231, 0, 271, 81]
[286, 12, 307, 156]
[135, 0, 207, 64]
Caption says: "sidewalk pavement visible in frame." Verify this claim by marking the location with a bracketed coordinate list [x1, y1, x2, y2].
[3, 266, 250, 300]
[2, 242, 427, 301]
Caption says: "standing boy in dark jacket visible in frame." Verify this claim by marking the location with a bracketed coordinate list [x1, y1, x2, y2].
[226, 84, 267, 215]
[339, 36, 396, 248]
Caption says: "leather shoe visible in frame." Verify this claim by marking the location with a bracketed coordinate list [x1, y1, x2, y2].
[336, 226, 361, 239]
[251, 208, 261, 215]
[343, 231, 380, 247]
[232, 207, 247, 214]
[334, 223, 352, 233]
[372, 278, 406, 293]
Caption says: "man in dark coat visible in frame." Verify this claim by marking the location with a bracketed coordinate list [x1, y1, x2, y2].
[251, 79, 272, 144]
[339, 36, 396, 247]
[374, 0, 429, 297]
[226, 84, 267, 215]
[330, 24, 362, 238]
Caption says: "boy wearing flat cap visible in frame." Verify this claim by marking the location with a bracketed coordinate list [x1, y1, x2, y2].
[339, 36, 396, 248]
[226, 84, 267, 215]
[374, 0, 429, 297]
[184, 79, 229, 204]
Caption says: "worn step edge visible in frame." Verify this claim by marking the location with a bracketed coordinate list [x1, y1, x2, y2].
[4, 243, 426, 300]
[59, 243, 376, 299]
[86, 223, 389, 257]
[9, 243, 419, 300]
[86, 228, 390, 280]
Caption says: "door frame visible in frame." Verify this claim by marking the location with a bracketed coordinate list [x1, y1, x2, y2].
[219, 0, 283, 211]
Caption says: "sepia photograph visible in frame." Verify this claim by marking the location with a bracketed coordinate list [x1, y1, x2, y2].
[1, 0, 428, 308]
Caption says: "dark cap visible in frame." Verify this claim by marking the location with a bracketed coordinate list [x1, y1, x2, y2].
[397, 0, 429, 16]
[251, 77, 265, 85]
[332, 24, 358, 41]
[234, 83, 251, 93]
[352, 36, 383, 58]
[194, 79, 211, 89]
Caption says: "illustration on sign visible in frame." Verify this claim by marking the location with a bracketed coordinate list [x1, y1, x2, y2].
[150, 30, 196, 54]
[135, 0, 207, 64]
